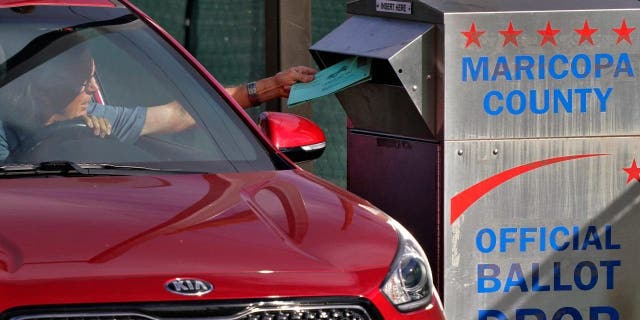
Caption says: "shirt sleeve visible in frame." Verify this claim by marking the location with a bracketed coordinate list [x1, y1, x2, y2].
[87, 102, 147, 144]
[0, 121, 21, 162]
[0, 121, 9, 161]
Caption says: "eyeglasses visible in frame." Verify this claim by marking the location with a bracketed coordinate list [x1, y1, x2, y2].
[80, 75, 96, 94]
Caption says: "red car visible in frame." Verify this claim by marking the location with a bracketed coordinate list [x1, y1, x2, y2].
[0, 1, 446, 320]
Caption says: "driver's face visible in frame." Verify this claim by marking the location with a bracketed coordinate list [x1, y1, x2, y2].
[61, 60, 97, 119]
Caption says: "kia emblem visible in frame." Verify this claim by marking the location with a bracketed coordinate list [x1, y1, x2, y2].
[165, 278, 213, 296]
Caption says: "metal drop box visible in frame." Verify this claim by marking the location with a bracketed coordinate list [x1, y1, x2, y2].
[311, 14, 438, 139]
[310, 0, 640, 318]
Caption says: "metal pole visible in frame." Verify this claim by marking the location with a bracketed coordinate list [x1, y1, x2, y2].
[183, 0, 197, 52]
[265, 0, 281, 112]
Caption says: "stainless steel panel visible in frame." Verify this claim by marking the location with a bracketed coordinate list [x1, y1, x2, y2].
[389, 26, 436, 132]
[348, 0, 640, 21]
[336, 83, 434, 138]
[310, 15, 436, 138]
[445, 10, 640, 140]
[424, 0, 640, 11]
[444, 137, 640, 319]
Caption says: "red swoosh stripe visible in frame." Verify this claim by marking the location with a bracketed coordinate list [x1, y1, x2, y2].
[450, 154, 607, 224]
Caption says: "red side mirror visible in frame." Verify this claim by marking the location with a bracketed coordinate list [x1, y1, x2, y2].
[258, 112, 326, 163]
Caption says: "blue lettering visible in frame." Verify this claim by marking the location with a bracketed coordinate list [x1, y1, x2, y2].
[531, 263, 551, 291]
[506, 90, 526, 115]
[554, 261, 572, 291]
[479, 310, 507, 320]
[484, 91, 504, 116]
[591, 306, 619, 320]
[492, 56, 512, 81]
[476, 260, 620, 295]
[473, 226, 620, 254]
[552, 307, 582, 320]
[600, 260, 621, 289]
[481, 87, 612, 116]
[581, 226, 602, 250]
[481, 307, 619, 320]
[530, 89, 550, 114]
[550, 226, 569, 251]
[572, 54, 591, 79]
[595, 53, 614, 78]
[504, 263, 528, 292]
[540, 227, 547, 251]
[520, 227, 536, 251]
[478, 264, 501, 293]
[516, 309, 546, 320]
[549, 54, 569, 79]
[477, 228, 497, 253]
[574, 88, 592, 112]
[463, 56, 489, 81]
[500, 227, 517, 252]
[574, 261, 598, 290]
[614, 53, 634, 77]
[605, 225, 621, 249]
[461, 53, 632, 83]
[515, 55, 535, 80]
[573, 226, 580, 250]
[553, 89, 572, 113]
[594, 87, 612, 112]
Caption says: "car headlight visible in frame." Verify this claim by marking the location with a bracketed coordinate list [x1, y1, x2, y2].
[381, 218, 434, 312]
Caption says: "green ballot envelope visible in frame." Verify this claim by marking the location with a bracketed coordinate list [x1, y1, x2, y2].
[287, 56, 371, 107]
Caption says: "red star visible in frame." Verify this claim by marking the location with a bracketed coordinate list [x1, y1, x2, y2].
[575, 19, 598, 45]
[499, 21, 523, 47]
[623, 159, 640, 184]
[613, 19, 635, 44]
[538, 21, 561, 47]
[461, 22, 486, 48]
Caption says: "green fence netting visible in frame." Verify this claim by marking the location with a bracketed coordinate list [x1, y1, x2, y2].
[311, 0, 347, 188]
[131, 0, 187, 44]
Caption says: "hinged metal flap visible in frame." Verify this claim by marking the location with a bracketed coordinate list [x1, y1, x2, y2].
[309, 15, 436, 139]
[310, 15, 433, 65]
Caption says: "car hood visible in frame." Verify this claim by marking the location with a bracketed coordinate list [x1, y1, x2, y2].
[0, 170, 398, 308]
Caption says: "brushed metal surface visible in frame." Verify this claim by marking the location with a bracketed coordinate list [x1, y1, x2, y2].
[444, 137, 640, 319]
[445, 10, 640, 140]
[310, 15, 436, 138]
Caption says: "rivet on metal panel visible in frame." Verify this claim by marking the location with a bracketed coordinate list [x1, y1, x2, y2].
[492, 149, 499, 155]
[426, 74, 432, 80]
[457, 150, 463, 156]
[412, 85, 418, 91]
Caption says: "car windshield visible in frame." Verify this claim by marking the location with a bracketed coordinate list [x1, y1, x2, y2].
[0, 5, 285, 174]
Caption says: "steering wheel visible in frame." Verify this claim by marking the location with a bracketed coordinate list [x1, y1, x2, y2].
[9, 118, 156, 163]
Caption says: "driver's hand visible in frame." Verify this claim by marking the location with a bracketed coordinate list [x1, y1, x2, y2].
[82, 115, 112, 138]
[273, 66, 317, 98]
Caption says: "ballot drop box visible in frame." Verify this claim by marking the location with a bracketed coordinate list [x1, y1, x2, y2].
[311, 0, 640, 319]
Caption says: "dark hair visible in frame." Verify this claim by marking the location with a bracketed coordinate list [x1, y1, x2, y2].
[0, 37, 92, 130]
[31, 45, 92, 121]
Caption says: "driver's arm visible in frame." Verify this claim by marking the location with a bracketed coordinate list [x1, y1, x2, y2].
[226, 66, 317, 108]
[141, 101, 196, 136]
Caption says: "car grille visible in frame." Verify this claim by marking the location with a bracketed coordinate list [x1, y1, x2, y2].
[239, 306, 370, 320]
[11, 308, 371, 320]
[3, 299, 379, 320]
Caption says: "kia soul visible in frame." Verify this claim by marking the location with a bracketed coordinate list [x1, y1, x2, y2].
[0, 1, 446, 320]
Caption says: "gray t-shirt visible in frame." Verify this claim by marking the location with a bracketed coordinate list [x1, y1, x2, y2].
[0, 102, 147, 161]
